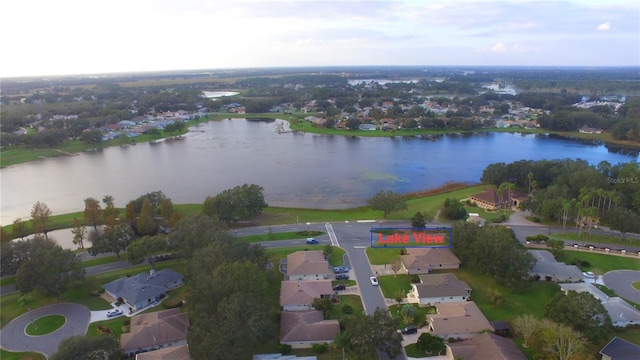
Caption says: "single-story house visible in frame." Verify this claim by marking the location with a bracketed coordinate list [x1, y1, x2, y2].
[446, 332, 527, 360]
[253, 354, 317, 360]
[103, 268, 183, 312]
[135, 344, 191, 360]
[559, 283, 640, 327]
[409, 273, 471, 306]
[280, 310, 340, 349]
[286, 251, 331, 281]
[358, 123, 377, 131]
[400, 248, 461, 275]
[120, 308, 189, 357]
[600, 336, 640, 360]
[427, 302, 493, 340]
[528, 250, 583, 283]
[469, 188, 527, 211]
[280, 280, 333, 311]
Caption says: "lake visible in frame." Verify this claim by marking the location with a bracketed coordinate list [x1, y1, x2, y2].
[1, 119, 638, 225]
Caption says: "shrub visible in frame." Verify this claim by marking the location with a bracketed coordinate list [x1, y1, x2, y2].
[411, 275, 421, 283]
[312, 343, 328, 354]
[399, 248, 408, 255]
[394, 292, 405, 303]
[342, 304, 354, 315]
[277, 344, 292, 355]
[581, 260, 591, 268]
[448, 337, 457, 343]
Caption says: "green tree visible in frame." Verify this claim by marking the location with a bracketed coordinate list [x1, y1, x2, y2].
[401, 304, 416, 324]
[102, 195, 119, 225]
[125, 202, 136, 225]
[416, 333, 445, 355]
[342, 308, 403, 359]
[126, 235, 169, 273]
[12, 217, 28, 240]
[411, 211, 426, 228]
[544, 291, 612, 342]
[312, 297, 334, 319]
[15, 244, 85, 297]
[30, 201, 52, 239]
[368, 190, 408, 218]
[167, 214, 228, 258]
[203, 184, 268, 224]
[512, 314, 540, 348]
[159, 197, 174, 222]
[136, 198, 157, 235]
[89, 223, 134, 258]
[71, 218, 87, 249]
[541, 319, 585, 360]
[602, 207, 640, 240]
[442, 198, 467, 220]
[83, 197, 102, 231]
[80, 129, 103, 144]
[50, 335, 124, 360]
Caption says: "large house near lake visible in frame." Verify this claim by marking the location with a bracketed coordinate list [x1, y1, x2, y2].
[469, 188, 528, 211]
[103, 268, 183, 312]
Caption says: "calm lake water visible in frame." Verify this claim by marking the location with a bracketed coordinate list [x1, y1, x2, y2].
[1, 119, 638, 225]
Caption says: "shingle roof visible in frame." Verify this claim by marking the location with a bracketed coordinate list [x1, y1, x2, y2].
[280, 280, 333, 307]
[135, 344, 191, 360]
[103, 269, 183, 307]
[286, 251, 329, 277]
[120, 308, 189, 353]
[428, 302, 493, 336]
[401, 248, 460, 270]
[447, 332, 527, 360]
[280, 310, 339, 343]
[599, 336, 640, 360]
[412, 273, 471, 298]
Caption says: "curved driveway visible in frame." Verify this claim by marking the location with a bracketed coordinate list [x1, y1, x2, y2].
[602, 270, 640, 304]
[0, 303, 90, 358]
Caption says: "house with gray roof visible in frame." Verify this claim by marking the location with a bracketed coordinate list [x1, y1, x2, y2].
[599, 336, 640, 360]
[560, 283, 640, 327]
[409, 273, 471, 306]
[528, 250, 583, 283]
[103, 268, 183, 312]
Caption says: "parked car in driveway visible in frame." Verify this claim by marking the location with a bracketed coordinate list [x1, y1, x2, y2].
[333, 284, 346, 291]
[306, 238, 318, 244]
[333, 266, 349, 273]
[401, 325, 418, 335]
[370, 276, 379, 286]
[583, 271, 595, 278]
[335, 274, 349, 280]
[107, 309, 123, 318]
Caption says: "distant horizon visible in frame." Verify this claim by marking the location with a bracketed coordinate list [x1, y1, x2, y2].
[4, 64, 640, 81]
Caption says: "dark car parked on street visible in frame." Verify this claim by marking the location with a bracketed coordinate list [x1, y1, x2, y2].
[335, 273, 349, 280]
[333, 284, 346, 291]
[401, 326, 418, 335]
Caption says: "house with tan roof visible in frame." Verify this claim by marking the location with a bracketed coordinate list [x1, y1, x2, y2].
[400, 248, 461, 275]
[280, 280, 333, 311]
[285, 251, 331, 281]
[469, 188, 528, 211]
[280, 310, 340, 349]
[409, 273, 471, 306]
[427, 301, 493, 340]
[120, 308, 189, 357]
[445, 332, 527, 360]
[135, 344, 191, 360]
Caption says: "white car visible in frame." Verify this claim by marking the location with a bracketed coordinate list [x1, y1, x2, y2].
[583, 271, 595, 278]
[370, 276, 379, 286]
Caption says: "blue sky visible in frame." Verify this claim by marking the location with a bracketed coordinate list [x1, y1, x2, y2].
[2, 0, 638, 77]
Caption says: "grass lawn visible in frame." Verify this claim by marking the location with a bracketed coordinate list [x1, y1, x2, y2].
[561, 251, 640, 274]
[25, 315, 65, 335]
[378, 274, 414, 300]
[405, 343, 445, 358]
[87, 315, 131, 339]
[634, 282, 640, 291]
[332, 280, 356, 287]
[551, 232, 640, 248]
[329, 295, 365, 320]
[388, 303, 435, 329]
[0, 350, 45, 360]
[366, 247, 403, 265]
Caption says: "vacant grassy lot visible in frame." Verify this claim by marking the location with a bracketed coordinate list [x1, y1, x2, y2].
[239, 231, 326, 243]
[366, 247, 403, 265]
[328, 295, 365, 320]
[561, 251, 640, 274]
[0, 350, 45, 360]
[551, 231, 640, 248]
[378, 275, 414, 300]
[388, 303, 435, 329]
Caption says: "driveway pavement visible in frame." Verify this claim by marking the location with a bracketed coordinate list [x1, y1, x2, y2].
[0, 303, 90, 358]
[602, 270, 640, 304]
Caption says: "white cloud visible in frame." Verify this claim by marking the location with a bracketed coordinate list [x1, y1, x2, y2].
[597, 22, 611, 31]
[492, 42, 508, 52]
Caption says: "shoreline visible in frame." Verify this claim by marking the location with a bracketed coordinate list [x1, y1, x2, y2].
[2, 114, 638, 168]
